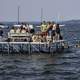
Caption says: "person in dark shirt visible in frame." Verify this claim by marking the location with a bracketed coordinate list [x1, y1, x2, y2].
[0, 27, 3, 37]
[56, 24, 60, 34]
[56, 24, 63, 40]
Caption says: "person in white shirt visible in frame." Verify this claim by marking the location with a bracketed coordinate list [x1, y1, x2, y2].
[21, 28, 26, 33]
[16, 27, 20, 33]
[28, 24, 35, 33]
[10, 27, 15, 33]
[51, 23, 56, 41]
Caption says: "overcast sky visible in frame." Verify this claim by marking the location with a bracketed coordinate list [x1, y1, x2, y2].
[0, 0, 80, 22]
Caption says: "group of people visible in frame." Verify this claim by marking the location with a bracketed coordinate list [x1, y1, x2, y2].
[40, 21, 63, 41]
[9, 21, 63, 42]
[32, 21, 63, 42]
[10, 23, 35, 34]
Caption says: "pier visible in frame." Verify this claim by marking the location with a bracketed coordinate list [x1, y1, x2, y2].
[0, 40, 68, 54]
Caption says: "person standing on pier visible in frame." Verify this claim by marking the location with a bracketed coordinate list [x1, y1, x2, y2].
[41, 21, 47, 33]
[0, 27, 3, 41]
[55, 24, 63, 40]
[28, 24, 35, 33]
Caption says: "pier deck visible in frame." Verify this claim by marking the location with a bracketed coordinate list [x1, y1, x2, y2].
[0, 40, 69, 54]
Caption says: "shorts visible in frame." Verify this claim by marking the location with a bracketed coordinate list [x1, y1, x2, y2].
[47, 30, 52, 36]
[52, 30, 55, 36]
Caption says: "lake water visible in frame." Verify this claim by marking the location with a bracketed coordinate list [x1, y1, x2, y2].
[0, 21, 80, 80]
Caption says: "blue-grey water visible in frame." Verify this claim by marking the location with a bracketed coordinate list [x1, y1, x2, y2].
[0, 21, 80, 80]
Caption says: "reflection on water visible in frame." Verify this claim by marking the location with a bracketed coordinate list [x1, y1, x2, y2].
[0, 50, 80, 80]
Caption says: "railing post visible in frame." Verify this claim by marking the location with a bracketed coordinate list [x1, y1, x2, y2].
[29, 42, 31, 55]
[7, 42, 10, 54]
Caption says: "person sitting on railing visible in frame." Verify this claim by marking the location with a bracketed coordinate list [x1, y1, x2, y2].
[10, 27, 16, 33]
[32, 34, 42, 42]
[18, 25, 25, 33]
[16, 27, 21, 33]
[24, 24, 29, 32]
[28, 24, 35, 33]
[21, 28, 26, 33]
[41, 21, 47, 33]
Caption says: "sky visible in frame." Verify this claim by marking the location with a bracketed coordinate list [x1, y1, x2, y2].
[0, 0, 80, 22]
